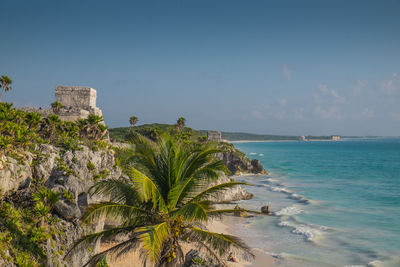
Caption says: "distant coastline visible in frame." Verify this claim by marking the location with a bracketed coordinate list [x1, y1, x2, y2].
[230, 139, 341, 143]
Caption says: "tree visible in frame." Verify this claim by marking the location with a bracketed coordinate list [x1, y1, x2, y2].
[175, 117, 186, 131]
[69, 134, 260, 266]
[78, 114, 106, 140]
[51, 101, 63, 114]
[0, 75, 12, 102]
[129, 116, 138, 127]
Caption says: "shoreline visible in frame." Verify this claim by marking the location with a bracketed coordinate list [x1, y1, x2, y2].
[213, 216, 279, 267]
[101, 215, 278, 267]
[229, 139, 344, 143]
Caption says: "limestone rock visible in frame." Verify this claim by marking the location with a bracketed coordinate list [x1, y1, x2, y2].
[1, 143, 123, 267]
[208, 173, 253, 203]
[261, 205, 272, 215]
[251, 159, 267, 174]
[0, 154, 32, 195]
[216, 150, 267, 175]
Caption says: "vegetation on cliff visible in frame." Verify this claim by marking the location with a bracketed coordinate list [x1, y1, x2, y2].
[109, 124, 266, 175]
[0, 102, 108, 153]
[0, 102, 109, 266]
[72, 134, 259, 266]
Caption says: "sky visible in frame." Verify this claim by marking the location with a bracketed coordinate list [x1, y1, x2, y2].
[1, 0, 400, 136]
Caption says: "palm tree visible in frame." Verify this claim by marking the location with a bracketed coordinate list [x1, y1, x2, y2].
[70, 134, 260, 266]
[129, 116, 138, 127]
[40, 114, 61, 140]
[0, 75, 12, 102]
[51, 101, 63, 114]
[79, 114, 106, 140]
[26, 112, 42, 129]
[175, 117, 186, 131]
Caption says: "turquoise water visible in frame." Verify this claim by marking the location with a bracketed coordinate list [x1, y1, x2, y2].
[231, 139, 400, 267]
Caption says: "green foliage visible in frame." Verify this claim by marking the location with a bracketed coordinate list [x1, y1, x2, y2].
[109, 123, 206, 143]
[0, 190, 60, 266]
[192, 256, 207, 265]
[129, 116, 138, 126]
[96, 256, 109, 267]
[62, 190, 75, 203]
[72, 134, 259, 266]
[0, 75, 13, 101]
[56, 157, 77, 177]
[0, 102, 108, 155]
[175, 117, 186, 131]
[87, 161, 95, 170]
[51, 101, 63, 113]
[93, 169, 110, 181]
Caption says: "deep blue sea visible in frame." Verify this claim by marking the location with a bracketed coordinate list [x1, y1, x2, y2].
[231, 138, 400, 267]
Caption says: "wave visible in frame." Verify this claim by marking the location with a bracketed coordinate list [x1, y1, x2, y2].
[278, 220, 328, 241]
[249, 152, 257, 155]
[288, 193, 310, 204]
[276, 205, 304, 216]
[270, 186, 293, 194]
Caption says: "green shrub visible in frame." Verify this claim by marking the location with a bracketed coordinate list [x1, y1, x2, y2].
[87, 161, 95, 170]
[62, 190, 74, 203]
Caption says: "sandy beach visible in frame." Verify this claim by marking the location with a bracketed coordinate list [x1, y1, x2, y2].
[101, 216, 278, 267]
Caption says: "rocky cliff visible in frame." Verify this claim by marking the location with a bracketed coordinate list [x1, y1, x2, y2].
[0, 144, 123, 266]
[0, 141, 257, 266]
[216, 143, 268, 175]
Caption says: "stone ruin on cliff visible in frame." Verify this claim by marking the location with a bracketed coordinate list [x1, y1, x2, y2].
[207, 130, 222, 142]
[20, 86, 103, 122]
[55, 86, 103, 121]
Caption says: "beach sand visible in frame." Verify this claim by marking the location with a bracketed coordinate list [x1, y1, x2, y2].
[101, 216, 277, 267]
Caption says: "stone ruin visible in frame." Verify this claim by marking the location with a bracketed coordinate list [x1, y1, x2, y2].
[207, 130, 222, 142]
[20, 86, 103, 122]
[55, 86, 103, 121]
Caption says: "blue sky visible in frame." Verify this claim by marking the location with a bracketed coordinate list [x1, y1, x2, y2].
[1, 0, 400, 136]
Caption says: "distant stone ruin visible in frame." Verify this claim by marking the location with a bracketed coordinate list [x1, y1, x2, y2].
[19, 86, 103, 122]
[55, 86, 102, 121]
[207, 131, 222, 142]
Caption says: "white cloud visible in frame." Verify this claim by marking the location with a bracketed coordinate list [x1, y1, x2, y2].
[251, 110, 265, 119]
[275, 111, 288, 120]
[391, 112, 400, 121]
[317, 82, 329, 94]
[315, 82, 346, 104]
[352, 80, 368, 95]
[279, 98, 287, 105]
[331, 89, 346, 104]
[314, 105, 343, 120]
[293, 107, 307, 120]
[282, 64, 291, 80]
[359, 108, 375, 119]
[380, 73, 398, 95]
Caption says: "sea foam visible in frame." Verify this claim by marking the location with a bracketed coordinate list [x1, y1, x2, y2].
[276, 206, 304, 216]
[278, 220, 327, 241]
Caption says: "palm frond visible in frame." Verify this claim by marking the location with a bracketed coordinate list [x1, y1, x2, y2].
[180, 148, 223, 180]
[82, 234, 143, 266]
[192, 160, 228, 181]
[194, 240, 228, 267]
[171, 201, 212, 222]
[189, 181, 251, 203]
[82, 202, 151, 224]
[207, 208, 263, 219]
[66, 225, 138, 258]
[188, 226, 254, 259]
[137, 222, 170, 262]
[130, 167, 167, 211]
[167, 176, 195, 209]
[88, 178, 139, 205]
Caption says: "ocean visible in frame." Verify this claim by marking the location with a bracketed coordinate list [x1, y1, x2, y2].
[231, 138, 400, 267]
